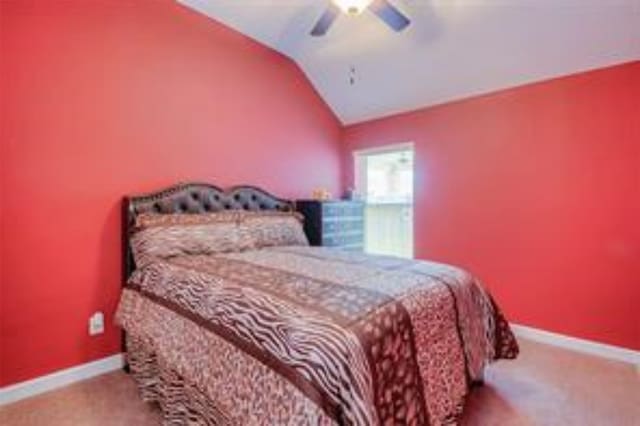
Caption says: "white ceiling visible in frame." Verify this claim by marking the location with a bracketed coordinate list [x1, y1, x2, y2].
[179, 0, 640, 124]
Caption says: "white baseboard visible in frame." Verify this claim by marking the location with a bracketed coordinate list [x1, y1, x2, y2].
[0, 353, 124, 406]
[512, 324, 640, 366]
[1, 325, 638, 406]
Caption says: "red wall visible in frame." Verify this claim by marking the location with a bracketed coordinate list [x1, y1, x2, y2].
[342, 62, 640, 350]
[0, 0, 341, 386]
[1, 0, 638, 389]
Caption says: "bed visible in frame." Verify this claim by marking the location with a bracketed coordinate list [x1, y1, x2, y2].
[116, 183, 518, 425]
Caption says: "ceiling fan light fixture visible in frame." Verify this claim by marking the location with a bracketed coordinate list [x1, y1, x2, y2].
[332, 0, 374, 16]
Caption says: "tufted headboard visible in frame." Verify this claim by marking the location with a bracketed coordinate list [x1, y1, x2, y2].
[122, 183, 295, 282]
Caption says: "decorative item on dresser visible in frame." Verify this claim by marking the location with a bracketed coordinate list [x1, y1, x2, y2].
[296, 200, 364, 251]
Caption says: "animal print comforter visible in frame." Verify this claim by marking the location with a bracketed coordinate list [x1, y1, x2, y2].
[116, 246, 518, 425]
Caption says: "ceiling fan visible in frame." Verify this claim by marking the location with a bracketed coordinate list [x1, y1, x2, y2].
[311, 0, 410, 36]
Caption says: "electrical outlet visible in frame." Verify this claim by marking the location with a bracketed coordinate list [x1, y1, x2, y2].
[89, 311, 104, 336]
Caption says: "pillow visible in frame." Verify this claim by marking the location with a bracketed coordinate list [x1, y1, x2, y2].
[130, 213, 253, 266]
[239, 212, 309, 248]
[134, 211, 244, 231]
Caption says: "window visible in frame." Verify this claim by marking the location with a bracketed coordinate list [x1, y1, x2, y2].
[354, 143, 414, 258]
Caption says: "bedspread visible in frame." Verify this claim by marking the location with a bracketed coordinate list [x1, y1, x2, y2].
[116, 246, 518, 425]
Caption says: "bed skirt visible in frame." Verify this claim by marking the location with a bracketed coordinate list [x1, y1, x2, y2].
[126, 334, 231, 426]
[125, 331, 483, 426]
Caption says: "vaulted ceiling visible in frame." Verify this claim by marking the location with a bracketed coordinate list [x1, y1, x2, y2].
[179, 0, 640, 124]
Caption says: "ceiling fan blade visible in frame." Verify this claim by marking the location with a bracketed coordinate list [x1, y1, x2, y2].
[310, 5, 340, 36]
[370, 0, 410, 32]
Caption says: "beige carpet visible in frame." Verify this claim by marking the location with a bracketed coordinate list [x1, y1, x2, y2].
[1, 339, 638, 425]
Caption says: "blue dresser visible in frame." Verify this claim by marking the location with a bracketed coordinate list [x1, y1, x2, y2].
[296, 200, 364, 251]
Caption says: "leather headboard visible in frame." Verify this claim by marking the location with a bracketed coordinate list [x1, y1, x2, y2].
[122, 183, 294, 281]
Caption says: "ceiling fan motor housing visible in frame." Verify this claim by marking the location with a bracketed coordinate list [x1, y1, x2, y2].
[332, 0, 374, 16]
[313, 0, 409, 36]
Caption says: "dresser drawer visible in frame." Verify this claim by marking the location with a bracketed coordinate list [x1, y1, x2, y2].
[322, 203, 364, 218]
[322, 219, 363, 234]
[322, 231, 363, 247]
